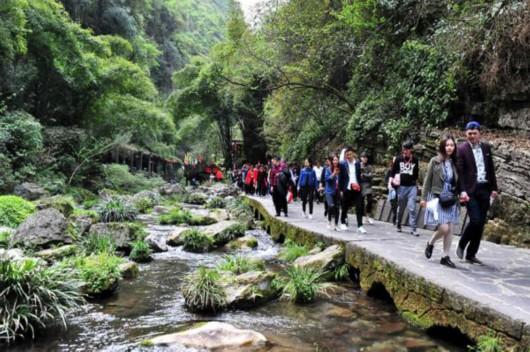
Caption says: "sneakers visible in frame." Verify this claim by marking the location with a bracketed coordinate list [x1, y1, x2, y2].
[327, 222, 333, 230]
[466, 257, 484, 265]
[308, 214, 313, 220]
[339, 224, 348, 231]
[410, 229, 419, 237]
[357, 226, 367, 234]
[303, 211, 308, 219]
[425, 242, 434, 259]
[366, 217, 374, 225]
[397, 225, 402, 233]
[440, 256, 456, 268]
[456, 246, 464, 260]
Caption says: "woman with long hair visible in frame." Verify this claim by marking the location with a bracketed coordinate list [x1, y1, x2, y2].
[421, 135, 461, 268]
[324, 154, 341, 231]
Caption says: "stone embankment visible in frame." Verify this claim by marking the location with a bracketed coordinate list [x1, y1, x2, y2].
[248, 196, 530, 351]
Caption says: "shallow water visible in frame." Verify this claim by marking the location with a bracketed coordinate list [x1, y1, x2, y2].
[7, 224, 464, 352]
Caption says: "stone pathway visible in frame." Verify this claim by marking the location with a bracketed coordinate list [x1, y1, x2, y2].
[249, 196, 530, 327]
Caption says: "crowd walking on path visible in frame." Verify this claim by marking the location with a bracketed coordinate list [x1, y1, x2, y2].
[232, 121, 498, 269]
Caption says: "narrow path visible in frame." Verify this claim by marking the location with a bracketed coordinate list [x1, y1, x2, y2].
[249, 195, 530, 330]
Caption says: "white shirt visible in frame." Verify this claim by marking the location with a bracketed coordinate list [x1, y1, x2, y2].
[313, 166, 323, 180]
[470, 142, 487, 183]
[347, 160, 358, 189]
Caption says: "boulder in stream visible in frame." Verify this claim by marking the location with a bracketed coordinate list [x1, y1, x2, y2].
[221, 271, 278, 308]
[166, 227, 189, 246]
[293, 244, 344, 273]
[147, 322, 268, 350]
[119, 261, 139, 279]
[145, 233, 168, 252]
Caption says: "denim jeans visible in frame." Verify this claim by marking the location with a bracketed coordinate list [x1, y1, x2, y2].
[397, 185, 417, 230]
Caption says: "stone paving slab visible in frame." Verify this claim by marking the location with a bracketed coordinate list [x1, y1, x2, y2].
[248, 196, 530, 326]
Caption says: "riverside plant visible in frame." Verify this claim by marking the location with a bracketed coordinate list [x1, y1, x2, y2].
[206, 196, 225, 209]
[129, 240, 152, 263]
[469, 335, 503, 352]
[182, 267, 227, 312]
[182, 229, 213, 253]
[217, 255, 265, 275]
[159, 207, 192, 225]
[81, 233, 117, 255]
[96, 197, 138, 223]
[278, 266, 326, 304]
[279, 240, 310, 262]
[0, 258, 84, 343]
[213, 223, 247, 246]
[63, 253, 124, 297]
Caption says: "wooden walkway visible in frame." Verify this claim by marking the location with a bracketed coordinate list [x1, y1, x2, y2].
[248, 195, 530, 349]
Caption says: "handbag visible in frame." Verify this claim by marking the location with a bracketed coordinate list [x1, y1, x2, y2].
[438, 162, 457, 208]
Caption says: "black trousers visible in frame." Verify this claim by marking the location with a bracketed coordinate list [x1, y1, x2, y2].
[459, 185, 491, 259]
[363, 193, 373, 216]
[341, 189, 363, 227]
[300, 186, 314, 214]
[272, 189, 288, 216]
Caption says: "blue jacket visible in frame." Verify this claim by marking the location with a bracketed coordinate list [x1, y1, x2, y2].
[339, 160, 362, 192]
[298, 167, 318, 190]
[324, 167, 340, 195]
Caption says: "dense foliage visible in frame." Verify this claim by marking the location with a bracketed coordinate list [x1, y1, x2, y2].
[0, 195, 35, 228]
[170, 0, 530, 162]
[0, 0, 230, 191]
[0, 259, 84, 343]
[182, 267, 227, 312]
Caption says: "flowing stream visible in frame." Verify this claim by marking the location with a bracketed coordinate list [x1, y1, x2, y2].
[7, 209, 466, 352]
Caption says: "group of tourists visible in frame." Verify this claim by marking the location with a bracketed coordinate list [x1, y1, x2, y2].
[234, 121, 498, 269]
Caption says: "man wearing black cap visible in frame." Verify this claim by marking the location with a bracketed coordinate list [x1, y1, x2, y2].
[456, 121, 498, 264]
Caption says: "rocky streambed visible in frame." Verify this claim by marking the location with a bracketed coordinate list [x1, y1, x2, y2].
[4, 183, 466, 351]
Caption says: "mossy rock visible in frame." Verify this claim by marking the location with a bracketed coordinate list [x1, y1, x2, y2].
[119, 261, 139, 279]
[188, 215, 217, 226]
[36, 195, 76, 217]
[35, 244, 78, 262]
[181, 229, 215, 253]
[228, 235, 258, 250]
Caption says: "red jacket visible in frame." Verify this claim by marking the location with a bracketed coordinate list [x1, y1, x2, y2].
[245, 168, 254, 185]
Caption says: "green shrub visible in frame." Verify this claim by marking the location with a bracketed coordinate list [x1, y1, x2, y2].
[214, 223, 247, 246]
[469, 335, 503, 352]
[0, 258, 84, 343]
[279, 240, 310, 262]
[217, 255, 265, 274]
[182, 229, 214, 253]
[206, 196, 225, 209]
[129, 240, 152, 263]
[102, 164, 165, 194]
[0, 231, 11, 249]
[334, 263, 350, 281]
[0, 195, 36, 228]
[280, 266, 325, 304]
[182, 193, 207, 205]
[134, 197, 153, 214]
[182, 267, 227, 312]
[71, 253, 125, 297]
[71, 208, 99, 220]
[226, 197, 253, 220]
[81, 233, 117, 255]
[159, 207, 192, 225]
[65, 186, 98, 204]
[0, 111, 43, 193]
[96, 197, 138, 222]
[128, 222, 148, 241]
